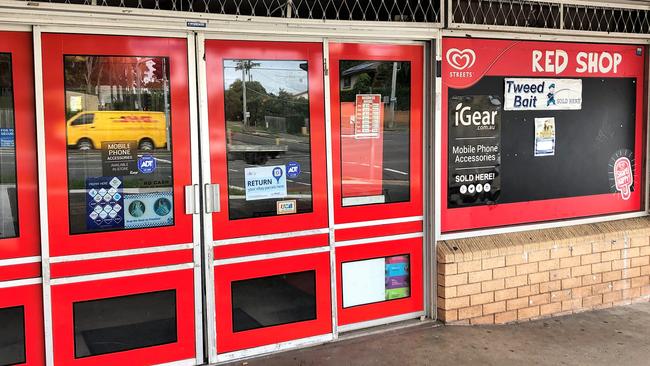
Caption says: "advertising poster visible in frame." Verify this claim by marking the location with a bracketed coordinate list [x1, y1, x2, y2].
[447, 95, 501, 208]
[504, 78, 582, 111]
[244, 165, 287, 201]
[102, 141, 137, 176]
[123, 192, 174, 229]
[534, 117, 556, 156]
[86, 176, 124, 230]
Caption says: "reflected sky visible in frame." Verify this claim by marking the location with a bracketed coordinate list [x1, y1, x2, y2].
[224, 60, 308, 95]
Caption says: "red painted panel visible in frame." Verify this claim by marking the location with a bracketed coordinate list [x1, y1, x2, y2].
[205, 40, 328, 242]
[50, 249, 193, 278]
[214, 234, 329, 260]
[336, 238, 423, 325]
[0, 31, 40, 262]
[334, 221, 423, 242]
[0, 263, 41, 282]
[51, 269, 195, 366]
[329, 43, 424, 224]
[41, 34, 193, 256]
[0, 283, 45, 366]
[214, 252, 331, 353]
[441, 38, 646, 232]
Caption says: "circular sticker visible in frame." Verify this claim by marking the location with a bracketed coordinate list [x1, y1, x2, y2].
[459, 185, 467, 194]
[476, 183, 484, 193]
[137, 155, 157, 174]
[467, 184, 475, 194]
[484, 183, 491, 192]
[286, 161, 301, 179]
[154, 197, 172, 216]
[129, 200, 146, 217]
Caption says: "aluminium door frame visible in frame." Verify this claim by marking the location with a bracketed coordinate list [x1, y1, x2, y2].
[32, 25, 204, 366]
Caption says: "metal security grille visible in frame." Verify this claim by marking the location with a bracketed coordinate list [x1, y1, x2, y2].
[449, 0, 650, 35]
[28, 0, 441, 22]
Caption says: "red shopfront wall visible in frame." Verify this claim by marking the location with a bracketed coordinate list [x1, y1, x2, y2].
[441, 38, 646, 232]
[0, 31, 44, 366]
[41, 33, 196, 365]
[329, 43, 425, 326]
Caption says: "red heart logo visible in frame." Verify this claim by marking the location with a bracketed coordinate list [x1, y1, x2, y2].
[446, 48, 476, 70]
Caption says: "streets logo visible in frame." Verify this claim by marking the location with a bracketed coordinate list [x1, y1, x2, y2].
[446, 48, 476, 77]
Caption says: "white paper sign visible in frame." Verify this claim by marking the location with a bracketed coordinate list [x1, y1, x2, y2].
[244, 165, 287, 201]
[341, 258, 386, 308]
[534, 117, 556, 157]
[504, 78, 582, 111]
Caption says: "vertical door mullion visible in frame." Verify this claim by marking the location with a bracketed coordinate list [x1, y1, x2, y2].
[33, 24, 54, 366]
[322, 38, 339, 340]
[186, 31, 205, 365]
[196, 31, 218, 364]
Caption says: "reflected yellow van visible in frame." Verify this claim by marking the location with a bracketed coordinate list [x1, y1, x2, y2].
[66, 111, 168, 150]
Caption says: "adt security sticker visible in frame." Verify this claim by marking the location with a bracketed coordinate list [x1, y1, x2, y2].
[245, 165, 288, 201]
[137, 155, 157, 174]
[86, 176, 124, 230]
[123, 192, 174, 229]
[286, 161, 301, 178]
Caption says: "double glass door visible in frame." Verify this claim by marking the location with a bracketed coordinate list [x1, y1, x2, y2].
[30, 31, 425, 366]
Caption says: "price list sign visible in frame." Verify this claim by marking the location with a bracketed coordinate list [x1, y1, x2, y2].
[354, 94, 382, 139]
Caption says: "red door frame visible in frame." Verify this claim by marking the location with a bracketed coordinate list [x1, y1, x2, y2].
[0, 31, 39, 262]
[213, 252, 332, 353]
[335, 237, 423, 325]
[50, 269, 196, 366]
[205, 40, 328, 242]
[0, 284, 45, 366]
[329, 43, 424, 225]
[41, 33, 193, 257]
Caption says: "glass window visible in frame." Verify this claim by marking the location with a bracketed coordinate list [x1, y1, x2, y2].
[223, 59, 313, 220]
[73, 290, 177, 358]
[231, 270, 316, 332]
[341, 254, 410, 308]
[339, 61, 411, 207]
[64, 56, 174, 235]
[0, 306, 25, 366]
[0, 53, 18, 239]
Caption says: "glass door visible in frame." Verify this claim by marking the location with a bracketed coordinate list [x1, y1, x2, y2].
[0, 30, 44, 366]
[202, 40, 331, 360]
[329, 42, 425, 329]
[40, 33, 199, 366]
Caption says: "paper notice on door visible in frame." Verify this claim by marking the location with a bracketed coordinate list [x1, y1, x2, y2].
[534, 117, 556, 157]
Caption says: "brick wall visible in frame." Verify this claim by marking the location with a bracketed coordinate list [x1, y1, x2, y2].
[437, 218, 650, 325]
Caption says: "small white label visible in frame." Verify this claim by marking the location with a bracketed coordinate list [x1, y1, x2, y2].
[276, 199, 297, 215]
[342, 194, 386, 207]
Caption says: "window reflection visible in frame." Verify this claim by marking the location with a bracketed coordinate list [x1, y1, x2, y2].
[339, 61, 411, 206]
[64, 56, 174, 235]
[0, 54, 18, 239]
[223, 59, 313, 220]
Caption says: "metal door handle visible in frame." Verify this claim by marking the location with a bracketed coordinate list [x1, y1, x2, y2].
[204, 183, 221, 214]
[184, 184, 199, 215]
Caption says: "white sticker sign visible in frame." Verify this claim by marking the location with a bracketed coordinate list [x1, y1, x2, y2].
[534, 117, 556, 157]
[504, 78, 582, 111]
[245, 165, 287, 201]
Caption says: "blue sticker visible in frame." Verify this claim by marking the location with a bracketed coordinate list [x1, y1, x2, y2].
[272, 166, 283, 183]
[286, 161, 301, 179]
[0, 128, 14, 148]
[137, 155, 157, 174]
[86, 176, 124, 230]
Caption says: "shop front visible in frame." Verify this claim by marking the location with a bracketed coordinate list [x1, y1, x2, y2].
[0, 3, 433, 363]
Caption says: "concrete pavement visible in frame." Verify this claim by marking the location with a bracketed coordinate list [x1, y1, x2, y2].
[225, 302, 650, 366]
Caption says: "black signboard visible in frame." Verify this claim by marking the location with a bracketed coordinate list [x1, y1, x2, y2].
[102, 141, 137, 176]
[448, 95, 502, 208]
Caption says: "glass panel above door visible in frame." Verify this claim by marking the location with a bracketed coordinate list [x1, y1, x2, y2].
[338, 60, 411, 207]
[64, 55, 175, 235]
[222, 59, 313, 220]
